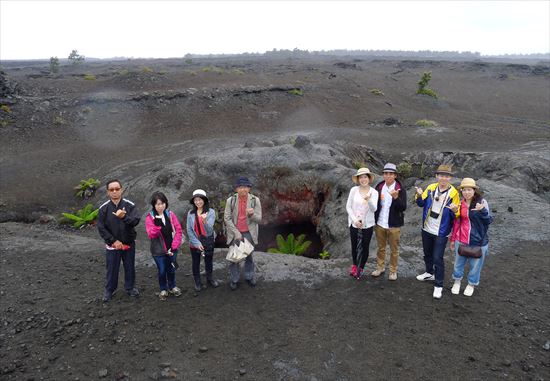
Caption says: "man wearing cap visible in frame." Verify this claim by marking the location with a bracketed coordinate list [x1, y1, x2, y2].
[414, 165, 460, 299]
[224, 177, 262, 290]
[372, 163, 407, 281]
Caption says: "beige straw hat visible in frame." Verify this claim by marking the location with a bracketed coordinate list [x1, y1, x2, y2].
[458, 178, 479, 190]
[352, 167, 375, 183]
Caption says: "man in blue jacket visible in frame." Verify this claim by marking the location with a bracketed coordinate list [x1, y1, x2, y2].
[414, 165, 460, 299]
[97, 179, 141, 302]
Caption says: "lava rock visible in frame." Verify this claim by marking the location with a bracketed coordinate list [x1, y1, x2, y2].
[383, 117, 400, 126]
[294, 135, 311, 148]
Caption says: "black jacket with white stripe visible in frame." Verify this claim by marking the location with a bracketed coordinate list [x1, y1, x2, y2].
[97, 198, 140, 245]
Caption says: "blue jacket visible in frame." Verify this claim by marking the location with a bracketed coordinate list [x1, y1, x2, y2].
[416, 183, 460, 237]
[186, 208, 216, 248]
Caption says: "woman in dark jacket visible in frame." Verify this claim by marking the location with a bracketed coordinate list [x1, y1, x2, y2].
[450, 178, 493, 297]
[145, 191, 184, 300]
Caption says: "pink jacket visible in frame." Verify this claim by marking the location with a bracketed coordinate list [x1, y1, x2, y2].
[145, 210, 183, 252]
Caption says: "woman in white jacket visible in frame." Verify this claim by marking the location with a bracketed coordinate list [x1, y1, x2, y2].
[346, 167, 378, 279]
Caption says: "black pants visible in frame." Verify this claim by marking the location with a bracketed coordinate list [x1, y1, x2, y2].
[190, 247, 214, 278]
[349, 226, 374, 269]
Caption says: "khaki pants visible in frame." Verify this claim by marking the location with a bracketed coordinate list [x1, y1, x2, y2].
[375, 225, 401, 273]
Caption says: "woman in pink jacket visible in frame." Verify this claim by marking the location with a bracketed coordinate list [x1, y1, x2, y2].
[145, 191, 184, 300]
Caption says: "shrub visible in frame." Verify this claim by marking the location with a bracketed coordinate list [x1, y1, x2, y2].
[201, 65, 224, 74]
[415, 119, 438, 127]
[370, 88, 384, 96]
[232, 68, 245, 75]
[141, 66, 153, 73]
[49, 57, 59, 74]
[417, 72, 438, 98]
[0, 105, 11, 113]
[118, 69, 129, 76]
[268, 233, 312, 256]
[83, 74, 96, 80]
[74, 178, 100, 198]
[288, 89, 303, 96]
[319, 250, 331, 260]
[396, 162, 412, 178]
[353, 161, 367, 169]
[53, 116, 65, 125]
[62, 204, 99, 228]
[68, 49, 85, 65]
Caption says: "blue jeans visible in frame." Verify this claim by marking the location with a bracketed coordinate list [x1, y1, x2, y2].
[152, 250, 178, 291]
[421, 230, 448, 287]
[105, 244, 136, 293]
[452, 243, 488, 286]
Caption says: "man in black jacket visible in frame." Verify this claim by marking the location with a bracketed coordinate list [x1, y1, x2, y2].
[372, 163, 407, 281]
[97, 179, 140, 302]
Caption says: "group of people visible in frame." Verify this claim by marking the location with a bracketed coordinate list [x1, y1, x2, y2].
[97, 176, 261, 302]
[96, 163, 492, 302]
[346, 163, 492, 299]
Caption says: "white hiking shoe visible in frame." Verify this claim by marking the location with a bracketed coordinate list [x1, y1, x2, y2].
[416, 272, 435, 281]
[169, 287, 182, 297]
[464, 284, 475, 297]
[451, 280, 461, 295]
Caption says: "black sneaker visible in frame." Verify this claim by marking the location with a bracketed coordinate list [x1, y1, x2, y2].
[246, 278, 256, 287]
[102, 290, 112, 302]
[207, 278, 220, 288]
[126, 288, 140, 297]
[230, 281, 238, 290]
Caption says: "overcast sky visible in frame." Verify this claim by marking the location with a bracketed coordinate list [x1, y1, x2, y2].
[1, 0, 549, 60]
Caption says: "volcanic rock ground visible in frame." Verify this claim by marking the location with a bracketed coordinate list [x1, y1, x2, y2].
[0, 56, 549, 380]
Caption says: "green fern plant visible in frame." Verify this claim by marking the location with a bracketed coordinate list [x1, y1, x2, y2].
[74, 178, 100, 198]
[62, 204, 99, 228]
[319, 250, 331, 260]
[268, 233, 312, 256]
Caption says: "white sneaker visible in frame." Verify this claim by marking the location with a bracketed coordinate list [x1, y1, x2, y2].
[464, 284, 475, 297]
[169, 287, 182, 297]
[159, 290, 168, 300]
[433, 286, 443, 299]
[451, 280, 461, 295]
[416, 272, 435, 281]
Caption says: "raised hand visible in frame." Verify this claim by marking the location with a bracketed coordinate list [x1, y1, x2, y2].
[389, 189, 400, 199]
[446, 203, 459, 213]
[113, 207, 126, 219]
[474, 202, 485, 211]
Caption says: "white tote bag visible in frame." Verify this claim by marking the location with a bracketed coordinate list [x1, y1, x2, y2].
[225, 238, 254, 263]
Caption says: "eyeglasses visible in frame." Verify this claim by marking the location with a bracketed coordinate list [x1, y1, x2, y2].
[108, 187, 121, 192]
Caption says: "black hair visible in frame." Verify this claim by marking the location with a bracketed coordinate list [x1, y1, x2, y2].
[106, 179, 122, 190]
[469, 191, 484, 210]
[191, 196, 209, 215]
[150, 191, 169, 214]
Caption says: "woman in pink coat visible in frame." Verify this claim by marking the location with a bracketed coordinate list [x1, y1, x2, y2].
[145, 191, 184, 300]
